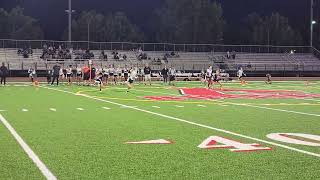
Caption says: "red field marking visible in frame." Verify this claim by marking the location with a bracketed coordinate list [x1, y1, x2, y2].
[144, 88, 320, 101]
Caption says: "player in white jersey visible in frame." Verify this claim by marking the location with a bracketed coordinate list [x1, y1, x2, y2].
[237, 67, 247, 85]
[114, 66, 122, 85]
[103, 66, 109, 85]
[169, 67, 176, 86]
[206, 66, 213, 89]
[126, 67, 138, 92]
[109, 65, 115, 85]
[76, 66, 82, 85]
[66, 65, 73, 85]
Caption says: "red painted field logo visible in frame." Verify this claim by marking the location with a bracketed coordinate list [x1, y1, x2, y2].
[145, 88, 320, 101]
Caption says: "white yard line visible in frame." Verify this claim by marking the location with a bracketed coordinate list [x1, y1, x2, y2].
[77, 108, 84, 111]
[197, 105, 206, 107]
[0, 114, 57, 180]
[39, 86, 320, 158]
[152, 106, 161, 109]
[49, 108, 56, 112]
[22, 109, 29, 112]
[233, 103, 320, 117]
[175, 105, 184, 108]
[102, 107, 111, 110]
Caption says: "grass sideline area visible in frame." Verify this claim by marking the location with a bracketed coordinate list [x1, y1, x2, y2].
[0, 81, 320, 179]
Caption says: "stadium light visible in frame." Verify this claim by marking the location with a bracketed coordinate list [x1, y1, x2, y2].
[65, 0, 75, 48]
[310, 0, 317, 47]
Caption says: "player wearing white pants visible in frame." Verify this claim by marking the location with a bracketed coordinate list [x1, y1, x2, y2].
[127, 67, 138, 92]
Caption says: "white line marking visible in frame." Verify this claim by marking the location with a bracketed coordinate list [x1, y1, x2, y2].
[175, 105, 184, 108]
[22, 109, 28, 112]
[0, 114, 57, 180]
[102, 107, 111, 110]
[219, 104, 229, 107]
[77, 108, 84, 111]
[236, 103, 320, 117]
[40, 86, 320, 158]
[49, 108, 56, 112]
[121, 105, 137, 108]
[152, 106, 161, 109]
[0, 110, 7, 112]
[197, 105, 206, 107]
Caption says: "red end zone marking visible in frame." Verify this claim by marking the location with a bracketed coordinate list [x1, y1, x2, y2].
[144, 88, 320, 101]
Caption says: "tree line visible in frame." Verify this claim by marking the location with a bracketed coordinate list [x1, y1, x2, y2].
[0, 0, 318, 47]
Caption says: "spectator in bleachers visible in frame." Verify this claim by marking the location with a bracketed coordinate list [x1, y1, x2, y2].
[100, 51, 108, 60]
[226, 51, 231, 59]
[232, 50, 236, 59]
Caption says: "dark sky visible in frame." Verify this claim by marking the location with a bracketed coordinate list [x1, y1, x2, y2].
[0, 0, 316, 41]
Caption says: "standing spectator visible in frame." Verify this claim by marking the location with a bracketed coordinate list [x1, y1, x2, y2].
[0, 63, 8, 86]
[161, 66, 169, 84]
[144, 64, 152, 85]
[51, 64, 61, 86]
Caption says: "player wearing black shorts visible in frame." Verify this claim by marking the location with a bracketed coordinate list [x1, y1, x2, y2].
[206, 66, 213, 89]
[213, 69, 222, 89]
[66, 65, 73, 85]
[265, 73, 272, 84]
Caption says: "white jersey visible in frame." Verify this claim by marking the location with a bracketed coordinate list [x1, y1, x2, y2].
[77, 67, 82, 74]
[59, 69, 64, 76]
[129, 69, 137, 80]
[169, 68, 176, 76]
[238, 69, 244, 77]
[103, 68, 109, 75]
[116, 68, 122, 75]
[206, 68, 213, 77]
[109, 68, 115, 74]
[66, 68, 72, 74]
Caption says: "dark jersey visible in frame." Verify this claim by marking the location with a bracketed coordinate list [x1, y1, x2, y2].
[161, 68, 169, 76]
[0, 66, 8, 76]
[144, 67, 151, 75]
[52, 65, 60, 76]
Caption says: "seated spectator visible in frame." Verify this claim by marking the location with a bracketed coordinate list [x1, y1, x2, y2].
[226, 51, 231, 59]
[232, 50, 236, 59]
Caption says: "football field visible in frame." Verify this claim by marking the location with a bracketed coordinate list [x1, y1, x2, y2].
[0, 81, 320, 179]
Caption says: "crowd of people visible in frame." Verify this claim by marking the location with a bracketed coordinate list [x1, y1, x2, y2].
[17, 47, 33, 58]
[41, 44, 72, 60]
[34, 63, 174, 92]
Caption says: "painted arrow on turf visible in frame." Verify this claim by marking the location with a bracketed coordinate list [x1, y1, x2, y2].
[126, 139, 173, 144]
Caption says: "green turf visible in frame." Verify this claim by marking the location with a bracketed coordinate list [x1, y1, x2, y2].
[0, 81, 320, 179]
